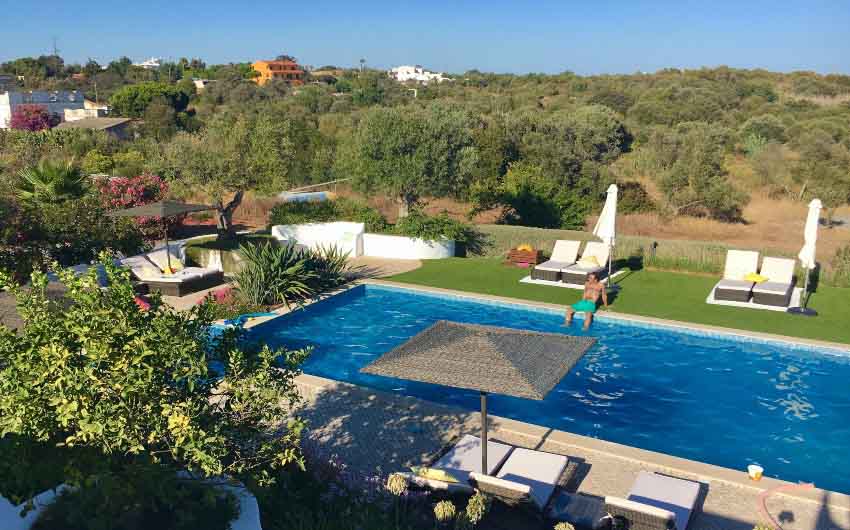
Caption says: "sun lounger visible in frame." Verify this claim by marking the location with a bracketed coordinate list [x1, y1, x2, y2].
[121, 249, 224, 297]
[752, 257, 796, 308]
[531, 240, 582, 282]
[604, 471, 701, 530]
[400, 434, 514, 494]
[470, 447, 569, 511]
[713, 250, 759, 302]
[561, 242, 610, 285]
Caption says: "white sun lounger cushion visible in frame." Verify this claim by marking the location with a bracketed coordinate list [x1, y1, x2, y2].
[723, 250, 759, 280]
[495, 447, 569, 509]
[563, 242, 610, 274]
[120, 255, 163, 281]
[627, 471, 700, 530]
[432, 434, 513, 476]
[715, 279, 753, 292]
[396, 472, 475, 494]
[605, 496, 676, 526]
[536, 240, 582, 271]
[146, 247, 185, 272]
[758, 257, 795, 285]
[142, 269, 205, 283]
[470, 471, 532, 498]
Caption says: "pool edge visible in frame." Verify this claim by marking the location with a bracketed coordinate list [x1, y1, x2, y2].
[365, 279, 850, 354]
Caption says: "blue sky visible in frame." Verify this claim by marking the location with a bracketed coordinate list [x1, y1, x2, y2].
[2, 0, 849, 74]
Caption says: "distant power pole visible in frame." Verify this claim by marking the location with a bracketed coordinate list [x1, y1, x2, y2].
[51, 36, 60, 57]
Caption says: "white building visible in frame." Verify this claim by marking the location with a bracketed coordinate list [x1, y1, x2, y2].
[133, 57, 161, 70]
[389, 65, 448, 84]
[0, 90, 85, 129]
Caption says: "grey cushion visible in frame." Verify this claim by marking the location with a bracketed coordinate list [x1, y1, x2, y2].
[496, 447, 569, 509]
[752, 281, 792, 295]
[432, 434, 513, 476]
[715, 279, 753, 291]
[627, 471, 700, 530]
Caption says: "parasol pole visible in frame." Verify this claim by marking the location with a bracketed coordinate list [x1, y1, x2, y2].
[480, 391, 488, 474]
[163, 218, 172, 272]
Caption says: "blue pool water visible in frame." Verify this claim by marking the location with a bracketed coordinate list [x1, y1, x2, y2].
[251, 285, 850, 493]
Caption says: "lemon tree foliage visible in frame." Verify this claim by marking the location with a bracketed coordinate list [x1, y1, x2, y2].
[0, 258, 307, 485]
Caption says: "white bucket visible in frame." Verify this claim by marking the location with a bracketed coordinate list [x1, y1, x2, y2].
[748, 464, 764, 481]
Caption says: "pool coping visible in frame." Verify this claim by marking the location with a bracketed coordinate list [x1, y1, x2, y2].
[295, 371, 850, 511]
[364, 279, 850, 353]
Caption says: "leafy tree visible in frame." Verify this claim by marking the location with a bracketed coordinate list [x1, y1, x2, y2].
[338, 104, 478, 217]
[160, 112, 295, 238]
[9, 104, 60, 131]
[739, 114, 786, 144]
[0, 261, 307, 487]
[792, 130, 850, 225]
[657, 123, 748, 220]
[143, 96, 178, 140]
[16, 159, 85, 204]
[81, 149, 114, 175]
[109, 82, 189, 118]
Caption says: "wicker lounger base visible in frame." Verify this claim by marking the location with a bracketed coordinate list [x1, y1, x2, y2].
[561, 270, 606, 285]
[531, 268, 561, 282]
[145, 271, 225, 297]
[752, 290, 792, 308]
[714, 287, 752, 303]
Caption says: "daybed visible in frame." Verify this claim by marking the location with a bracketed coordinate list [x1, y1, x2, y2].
[561, 242, 611, 285]
[121, 246, 224, 297]
[712, 250, 759, 303]
[752, 257, 796, 308]
[603, 471, 701, 530]
[531, 240, 582, 282]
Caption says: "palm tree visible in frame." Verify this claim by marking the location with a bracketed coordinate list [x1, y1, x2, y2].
[17, 160, 86, 204]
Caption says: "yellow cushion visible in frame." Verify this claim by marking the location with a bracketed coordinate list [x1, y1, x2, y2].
[517, 244, 534, 252]
[744, 273, 768, 283]
[163, 261, 184, 275]
[578, 256, 600, 268]
[410, 466, 461, 484]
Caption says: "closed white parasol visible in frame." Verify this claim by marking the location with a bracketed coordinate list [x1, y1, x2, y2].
[593, 184, 618, 280]
[794, 199, 822, 314]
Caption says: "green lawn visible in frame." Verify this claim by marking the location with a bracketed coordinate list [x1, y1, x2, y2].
[388, 258, 850, 345]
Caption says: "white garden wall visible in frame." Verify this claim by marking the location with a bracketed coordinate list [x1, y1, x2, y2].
[272, 222, 365, 257]
[270, 223, 455, 260]
[361, 233, 455, 259]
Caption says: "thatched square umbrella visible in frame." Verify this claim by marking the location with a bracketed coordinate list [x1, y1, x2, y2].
[361, 320, 596, 473]
[107, 200, 213, 271]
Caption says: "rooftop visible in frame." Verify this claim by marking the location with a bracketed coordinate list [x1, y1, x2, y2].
[54, 117, 131, 131]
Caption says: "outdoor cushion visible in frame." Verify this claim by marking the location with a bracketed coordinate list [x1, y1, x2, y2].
[581, 242, 610, 266]
[495, 447, 569, 509]
[469, 471, 532, 500]
[577, 256, 601, 268]
[410, 466, 462, 484]
[398, 472, 475, 494]
[759, 257, 795, 284]
[722, 250, 759, 280]
[627, 471, 700, 530]
[550, 240, 582, 263]
[604, 496, 676, 528]
[146, 247, 184, 273]
[752, 281, 793, 295]
[121, 255, 163, 281]
[744, 273, 768, 283]
[143, 269, 204, 283]
[715, 279, 753, 291]
[432, 434, 513, 476]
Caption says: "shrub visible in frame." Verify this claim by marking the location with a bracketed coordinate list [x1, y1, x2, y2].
[16, 160, 86, 205]
[0, 260, 308, 485]
[268, 197, 388, 233]
[9, 104, 60, 131]
[830, 244, 850, 287]
[616, 181, 655, 214]
[234, 241, 350, 307]
[97, 173, 173, 242]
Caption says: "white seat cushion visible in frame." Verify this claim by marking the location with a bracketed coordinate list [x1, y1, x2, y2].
[715, 279, 753, 291]
[562, 263, 605, 274]
[432, 434, 513, 476]
[627, 471, 700, 530]
[146, 247, 184, 272]
[723, 250, 759, 280]
[759, 257, 795, 285]
[496, 448, 569, 509]
[550, 240, 581, 263]
[120, 255, 163, 281]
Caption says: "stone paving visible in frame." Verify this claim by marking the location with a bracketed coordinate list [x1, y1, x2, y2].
[294, 375, 850, 530]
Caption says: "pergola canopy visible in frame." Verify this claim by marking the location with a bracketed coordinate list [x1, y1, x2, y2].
[361, 320, 597, 401]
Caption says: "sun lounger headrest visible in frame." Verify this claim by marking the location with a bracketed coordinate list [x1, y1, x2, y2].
[469, 472, 531, 503]
[582, 241, 610, 265]
[723, 250, 759, 280]
[550, 240, 581, 263]
[604, 496, 677, 528]
[759, 257, 795, 284]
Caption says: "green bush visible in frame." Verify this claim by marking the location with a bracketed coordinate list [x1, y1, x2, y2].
[268, 197, 388, 232]
[234, 241, 350, 307]
[830, 244, 850, 287]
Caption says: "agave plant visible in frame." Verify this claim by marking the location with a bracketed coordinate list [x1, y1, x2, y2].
[305, 244, 350, 292]
[17, 160, 86, 205]
[234, 242, 316, 307]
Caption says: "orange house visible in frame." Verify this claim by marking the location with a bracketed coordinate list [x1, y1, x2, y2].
[252, 58, 305, 86]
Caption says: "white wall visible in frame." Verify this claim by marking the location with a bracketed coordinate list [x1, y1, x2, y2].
[362, 233, 454, 259]
[272, 222, 365, 257]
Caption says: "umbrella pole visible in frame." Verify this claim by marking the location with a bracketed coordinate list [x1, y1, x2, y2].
[480, 391, 488, 474]
[164, 219, 172, 272]
[803, 267, 810, 309]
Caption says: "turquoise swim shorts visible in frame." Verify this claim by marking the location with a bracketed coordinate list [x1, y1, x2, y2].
[571, 299, 597, 313]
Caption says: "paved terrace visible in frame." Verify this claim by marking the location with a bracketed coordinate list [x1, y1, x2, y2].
[294, 372, 850, 530]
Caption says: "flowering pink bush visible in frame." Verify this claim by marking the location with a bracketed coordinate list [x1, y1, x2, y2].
[10, 104, 61, 131]
[98, 173, 178, 242]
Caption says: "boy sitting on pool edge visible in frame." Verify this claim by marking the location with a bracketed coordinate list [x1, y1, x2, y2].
[564, 272, 608, 330]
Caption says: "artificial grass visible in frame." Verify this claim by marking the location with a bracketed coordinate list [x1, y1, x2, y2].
[388, 258, 850, 345]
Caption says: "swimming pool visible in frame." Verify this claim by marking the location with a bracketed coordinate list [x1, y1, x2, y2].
[250, 284, 850, 494]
